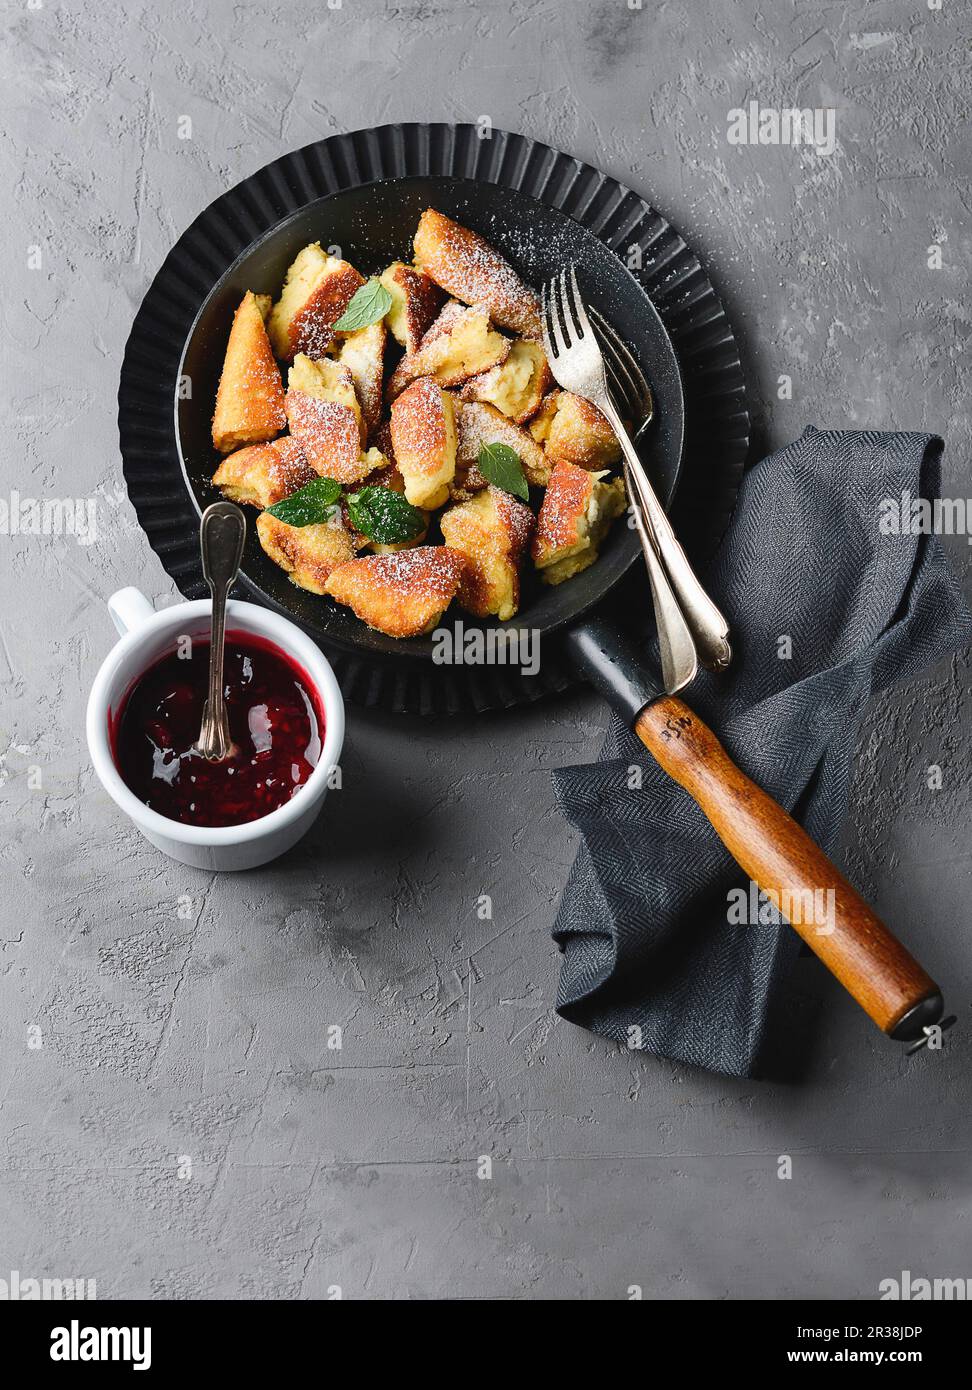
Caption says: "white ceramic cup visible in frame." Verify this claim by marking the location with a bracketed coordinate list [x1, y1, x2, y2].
[86, 587, 345, 871]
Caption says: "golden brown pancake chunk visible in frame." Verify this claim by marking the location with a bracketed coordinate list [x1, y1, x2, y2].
[256, 511, 357, 595]
[389, 377, 457, 509]
[268, 243, 364, 361]
[439, 487, 534, 621]
[334, 321, 386, 440]
[544, 391, 621, 470]
[532, 459, 627, 585]
[211, 292, 286, 454]
[284, 388, 372, 485]
[456, 400, 550, 488]
[460, 339, 551, 423]
[324, 547, 468, 638]
[379, 261, 445, 354]
[211, 436, 316, 509]
[386, 302, 510, 398]
[413, 209, 543, 340]
[288, 354, 363, 441]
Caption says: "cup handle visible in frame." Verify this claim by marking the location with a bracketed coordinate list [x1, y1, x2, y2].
[108, 587, 155, 637]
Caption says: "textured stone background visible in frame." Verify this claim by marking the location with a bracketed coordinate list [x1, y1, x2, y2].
[1, 0, 970, 1299]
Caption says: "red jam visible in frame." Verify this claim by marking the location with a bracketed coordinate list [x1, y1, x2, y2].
[113, 632, 324, 828]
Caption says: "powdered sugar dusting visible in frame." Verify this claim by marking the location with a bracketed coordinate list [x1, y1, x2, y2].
[533, 459, 590, 557]
[285, 388, 365, 482]
[391, 376, 448, 472]
[366, 545, 465, 597]
[415, 209, 542, 339]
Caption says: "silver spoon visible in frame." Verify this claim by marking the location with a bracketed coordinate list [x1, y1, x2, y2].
[196, 501, 246, 761]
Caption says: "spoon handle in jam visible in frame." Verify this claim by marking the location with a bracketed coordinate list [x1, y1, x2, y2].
[197, 501, 246, 761]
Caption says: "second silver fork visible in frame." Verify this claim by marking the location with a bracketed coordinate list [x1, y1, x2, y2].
[541, 267, 732, 692]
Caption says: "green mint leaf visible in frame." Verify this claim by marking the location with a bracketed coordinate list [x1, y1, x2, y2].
[347, 486, 426, 545]
[333, 278, 394, 332]
[264, 476, 342, 526]
[476, 442, 529, 501]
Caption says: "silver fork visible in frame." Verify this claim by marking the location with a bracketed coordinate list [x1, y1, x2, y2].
[542, 267, 732, 689]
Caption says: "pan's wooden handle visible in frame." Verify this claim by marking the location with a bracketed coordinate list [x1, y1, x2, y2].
[636, 697, 942, 1037]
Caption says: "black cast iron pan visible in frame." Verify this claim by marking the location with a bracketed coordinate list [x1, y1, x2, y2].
[120, 124, 747, 714]
[176, 176, 685, 660]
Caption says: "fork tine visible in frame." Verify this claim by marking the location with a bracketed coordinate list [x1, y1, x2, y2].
[590, 306, 653, 415]
[558, 267, 578, 344]
[567, 265, 595, 343]
[589, 305, 644, 379]
[544, 275, 570, 359]
[563, 271, 648, 421]
[601, 353, 633, 416]
[596, 327, 642, 418]
[594, 326, 653, 429]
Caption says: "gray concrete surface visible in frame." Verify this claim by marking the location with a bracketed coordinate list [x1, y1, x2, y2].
[1, 0, 971, 1300]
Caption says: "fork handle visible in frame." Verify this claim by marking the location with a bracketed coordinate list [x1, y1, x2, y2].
[622, 458, 698, 694]
[600, 395, 733, 672]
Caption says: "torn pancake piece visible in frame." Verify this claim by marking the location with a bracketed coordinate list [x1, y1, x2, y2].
[256, 510, 357, 595]
[413, 208, 543, 340]
[527, 390, 561, 447]
[389, 376, 458, 509]
[324, 546, 468, 638]
[456, 400, 550, 490]
[532, 458, 627, 585]
[544, 391, 621, 470]
[211, 436, 316, 509]
[268, 244, 365, 361]
[285, 388, 372, 485]
[333, 321, 386, 440]
[379, 261, 445, 354]
[211, 292, 286, 454]
[288, 354, 363, 441]
[439, 486, 535, 621]
[460, 339, 551, 424]
[386, 302, 510, 398]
